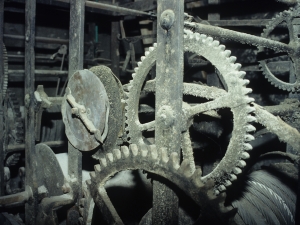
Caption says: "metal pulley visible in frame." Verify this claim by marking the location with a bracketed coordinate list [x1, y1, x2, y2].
[61, 69, 109, 151]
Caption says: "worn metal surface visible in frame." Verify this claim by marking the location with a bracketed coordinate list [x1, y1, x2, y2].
[153, 0, 184, 223]
[111, 20, 120, 77]
[24, 0, 38, 223]
[7, 140, 66, 153]
[67, 0, 85, 205]
[0, 190, 31, 208]
[62, 70, 108, 151]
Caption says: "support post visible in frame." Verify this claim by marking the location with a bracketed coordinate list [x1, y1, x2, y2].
[24, 0, 38, 224]
[0, 0, 5, 197]
[68, 0, 85, 203]
[153, 0, 184, 224]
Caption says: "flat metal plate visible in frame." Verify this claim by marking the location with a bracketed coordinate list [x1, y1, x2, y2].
[62, 69, 108, 151]
[34, 143, 65, 196]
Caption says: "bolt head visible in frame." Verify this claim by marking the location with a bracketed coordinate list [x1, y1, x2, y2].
[160, 9, 175, 30]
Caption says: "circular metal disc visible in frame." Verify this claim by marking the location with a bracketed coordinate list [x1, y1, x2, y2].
[62, 69, 108, 151]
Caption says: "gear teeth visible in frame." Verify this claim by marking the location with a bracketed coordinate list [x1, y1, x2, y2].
[149, 47, 154, 52]
[245, 125, 256, 132]
[244, 134, 255, 142]
[246, 105, 255, 113]
[129, 144, 139, 156]
[241, 152, 250, 159]
[246, 115, 257, 123]
[90, 171, 96, 179]
[121, 146, 130, 158]
[132, 73, 136, 78]
[224, 180, 232, 187]
[168, 152, 180, 170]
[242, 79, 250, 86]
[86, 179, 92, 186]
[134, 67, 139, 72]
[222, 50, 231, 58]
[191, 168, 204, 188]
[229, 174, 237, 181]
[233, 63, 241, 70]
[212, 40, 219, 47]
[214, 189, 220, 195]
[100, 158, 107, 167]
[218, 185, 226, 192]
[153, 43, 157, 47]
[200, 34, 207, 39]
[229, 56, 237, 63]
[94, 164, 101, 173]
[244, 97, 255, 104]
[205, 36, 213, 43]
[141, 56, 146, 61]
[237, 71, 246, 78]
[218, 45, 225, 51]
[242, 88, 252, 95]
[238, 160, 246, 168]
[140, 145, 148, 157]
[137, 61, 142, 67]
[178, 159, 193, 178]
[233, 167, 242, 175]
[145, 51, 150, 56]
[194, 33, 200, 40]
[106, 153, 114, 163]
[243, 143, 253, 151]
[149, 145, 158, 160]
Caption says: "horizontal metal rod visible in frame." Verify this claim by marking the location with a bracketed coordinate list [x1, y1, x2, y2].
[207, 19, 272, 27]
[56, 0, 154, 17]
[185, 22, 294, 53]
[0, 190, 30, 208]
[8, 70, 68, 76]
[7, 141, 67, 153]
[4, 34, 90, 45]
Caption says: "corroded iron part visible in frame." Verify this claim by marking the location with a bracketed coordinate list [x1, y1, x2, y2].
[125, 30, 256, 192]
[259, 5, 300, 91]
[86, 144, 236, 224]
[61, 69, 109, 151]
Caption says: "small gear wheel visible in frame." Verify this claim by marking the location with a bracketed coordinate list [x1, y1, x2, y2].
[125, 29, 256, 193]
[259, 5, 300, 91]
[86, 144, 236, 224]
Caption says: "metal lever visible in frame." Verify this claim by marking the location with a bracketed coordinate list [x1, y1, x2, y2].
[66, 87, 103, 143]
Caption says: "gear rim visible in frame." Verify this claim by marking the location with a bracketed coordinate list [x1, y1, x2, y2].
[259, 5, 300, 91]
[125, 30, 256, 191]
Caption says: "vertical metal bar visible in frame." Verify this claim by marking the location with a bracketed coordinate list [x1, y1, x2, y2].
[153, 0, 184, 223]
[24, 0, 37, 224]
[0, 0, 5, 197]
[68, 0, 85, 202]
[111, 19, 120, 77]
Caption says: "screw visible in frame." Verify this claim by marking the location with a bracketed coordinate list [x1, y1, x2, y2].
[160, 9, 175, 31]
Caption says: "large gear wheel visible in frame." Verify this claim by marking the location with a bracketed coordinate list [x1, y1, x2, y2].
[259, 5, 300, 91]
[125, 29, 256, 192]
[86, 144, 236, 224]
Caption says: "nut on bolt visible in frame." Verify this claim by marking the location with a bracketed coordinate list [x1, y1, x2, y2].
[160, 9, 175, 30]
[62, 183, 71, 193]
[157, 105, 175, 128]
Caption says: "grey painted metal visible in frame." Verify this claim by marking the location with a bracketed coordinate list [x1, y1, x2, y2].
[24, 0, 37, 224]
[0, 0, 5, 197]
[153, 0, 184, 224]
[67, 0, 85, 204]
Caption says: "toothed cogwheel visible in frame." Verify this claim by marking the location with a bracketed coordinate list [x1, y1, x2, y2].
[1, 43, 8, 100]
[125, 30, 256, 193]
[86, 144, 237, 224]
[259, 5, 300, 91]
